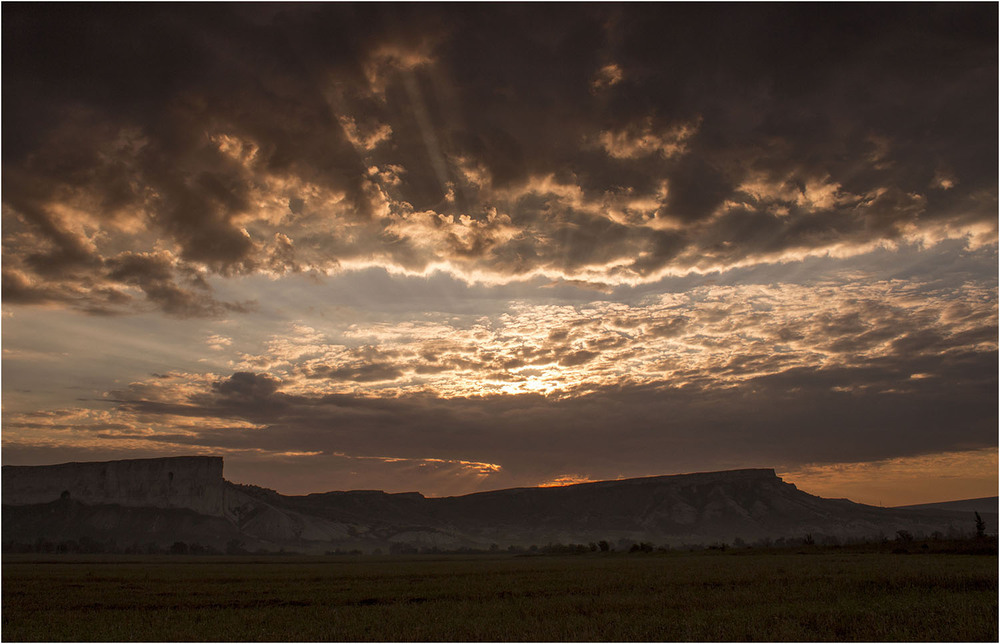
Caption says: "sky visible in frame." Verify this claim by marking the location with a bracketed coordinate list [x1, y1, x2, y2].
[2, 4, 997, 506]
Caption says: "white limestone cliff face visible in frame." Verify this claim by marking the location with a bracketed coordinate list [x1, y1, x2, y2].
[2, 456, 229, 517]
[1, 456, 351, 544]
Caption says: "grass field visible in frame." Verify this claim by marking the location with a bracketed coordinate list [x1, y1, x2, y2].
[3, 549, 997, 641]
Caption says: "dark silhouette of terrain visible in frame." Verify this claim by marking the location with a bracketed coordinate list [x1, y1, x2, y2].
[895, 496, 998, 513]
[2, 456, 991, 553]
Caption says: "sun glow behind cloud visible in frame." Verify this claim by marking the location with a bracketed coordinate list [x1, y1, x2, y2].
[185, 279, 996, 401]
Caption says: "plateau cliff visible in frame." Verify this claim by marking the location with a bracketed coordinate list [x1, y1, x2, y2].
[3, 456, 229, 517]
[2, 457, 990, 553]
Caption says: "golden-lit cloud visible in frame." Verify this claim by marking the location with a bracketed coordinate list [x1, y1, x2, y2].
[590, 63, 624, 92]
[598, 118, 700, 160]
[209, 279, 996, 399]
[538, 474, 599, 488]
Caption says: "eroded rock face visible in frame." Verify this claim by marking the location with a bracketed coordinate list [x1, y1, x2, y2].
[2, 456, 227, 516]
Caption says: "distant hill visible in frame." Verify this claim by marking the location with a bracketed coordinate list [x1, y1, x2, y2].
[894, 497, 998, 513]
[892, 497, 998, 536]
[2, 457, 990, 553]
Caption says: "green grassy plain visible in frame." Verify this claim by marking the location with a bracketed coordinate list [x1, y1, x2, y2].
[3, 549, 997, 641]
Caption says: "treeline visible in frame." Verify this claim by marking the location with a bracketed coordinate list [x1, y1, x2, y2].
[3, 537, 253, 556]
[357, 539, 661, 556]
[344, 531, 991, 557]
[5, 530, 992, 557]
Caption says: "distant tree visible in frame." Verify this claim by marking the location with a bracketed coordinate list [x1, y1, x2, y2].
[597, 540, 610, 552]
[170, 541, 189, 555]
[895, 530, 913, 543]
[541, 542, 588, 555]
[803, 533, 815, 546]
[389, 542, 418, 555]
[975, 511, 986, 538]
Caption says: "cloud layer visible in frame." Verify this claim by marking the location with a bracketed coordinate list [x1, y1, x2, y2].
[3, 5, 996, 315]
[3, 276, 995, 497]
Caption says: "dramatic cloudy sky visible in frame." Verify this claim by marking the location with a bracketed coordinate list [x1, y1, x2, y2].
[3, 4, 997, 505]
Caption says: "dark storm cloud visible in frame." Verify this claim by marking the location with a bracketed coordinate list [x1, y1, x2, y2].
[212, 371, 282, 400]
[3, 3, 377, 311]
[3, 4, 994, 312]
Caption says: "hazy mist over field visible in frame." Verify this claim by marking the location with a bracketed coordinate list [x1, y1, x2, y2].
[2, 4, 996, 506]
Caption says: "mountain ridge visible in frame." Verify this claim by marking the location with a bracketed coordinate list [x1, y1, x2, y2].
[2, 457, 991, 553]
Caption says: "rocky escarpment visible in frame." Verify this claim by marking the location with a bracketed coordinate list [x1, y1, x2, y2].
[2, 458, 989, 553]
[2, 456, 229, 516]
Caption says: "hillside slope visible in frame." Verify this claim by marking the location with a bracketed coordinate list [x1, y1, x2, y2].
[895, 497, 998, 513]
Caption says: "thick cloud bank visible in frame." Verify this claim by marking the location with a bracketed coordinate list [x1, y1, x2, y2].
[4, 5, 995, 314]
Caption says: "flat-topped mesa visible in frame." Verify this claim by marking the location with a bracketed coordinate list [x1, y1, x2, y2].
[605, 468, 780, 487]
[471, 468, 781, 498]
[1, 456, 226, 516]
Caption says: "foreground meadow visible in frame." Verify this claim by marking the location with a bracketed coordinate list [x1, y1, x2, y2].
[3, 549, 996, 641]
